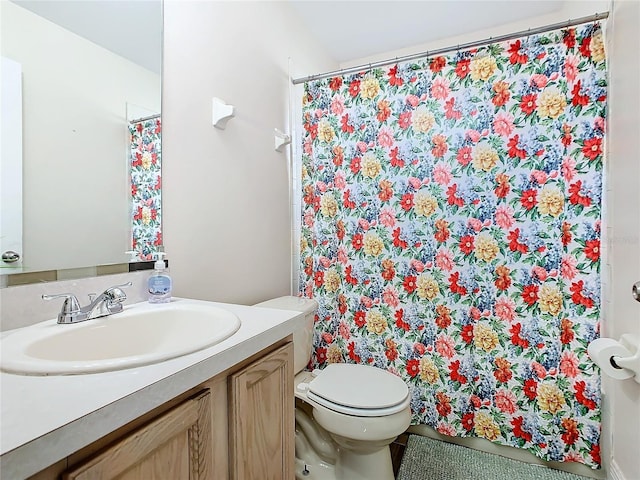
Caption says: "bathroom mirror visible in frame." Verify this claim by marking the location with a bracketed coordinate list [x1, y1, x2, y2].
[0, 0, 162, 285]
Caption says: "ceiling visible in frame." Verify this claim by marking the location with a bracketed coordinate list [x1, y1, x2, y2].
[9, 0, 162, 74]
[288, 0, 566, 63]
[11, 0, 566, 73]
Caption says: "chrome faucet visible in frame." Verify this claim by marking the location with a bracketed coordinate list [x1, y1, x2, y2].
[42, 282, 132, 324]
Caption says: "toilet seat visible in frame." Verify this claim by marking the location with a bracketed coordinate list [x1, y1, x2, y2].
[305, 363, 410, 417]
[307, 390, 411, 417]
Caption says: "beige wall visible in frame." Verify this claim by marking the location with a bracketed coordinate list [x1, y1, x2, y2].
[0, 1, 161, 273]
[603, 1, 640, 479]
[162, 1, 337, 305]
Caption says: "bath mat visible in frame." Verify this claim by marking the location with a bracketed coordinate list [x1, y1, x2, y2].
[397, 435, 594, 480]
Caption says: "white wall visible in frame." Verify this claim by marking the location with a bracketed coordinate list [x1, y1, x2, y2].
[603, 2, 640, 479]
[0, 1, 161, 273]
[162, 1, 337, 305]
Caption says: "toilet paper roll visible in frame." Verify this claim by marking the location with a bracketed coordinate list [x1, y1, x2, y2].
[588, 338, 635, 380]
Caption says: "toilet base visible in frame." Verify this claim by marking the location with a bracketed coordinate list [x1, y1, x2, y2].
[295, 405, 397, 480]
[295, 407, 337, 480]
[332, 434, 395, 480]
[295, 439, 395, 480]
[294, 457, 336, 480]
[335, 448, 394, 480]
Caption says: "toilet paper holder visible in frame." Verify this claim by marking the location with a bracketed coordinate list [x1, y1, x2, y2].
[611, 334, 639, 369]
[589, 334, 640, 384]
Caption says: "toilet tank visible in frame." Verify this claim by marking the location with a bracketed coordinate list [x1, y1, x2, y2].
[253, 296, 318, 374]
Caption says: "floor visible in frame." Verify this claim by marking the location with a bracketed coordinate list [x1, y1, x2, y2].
[390, 433, 410, 478]
[391, 434, 594, 480]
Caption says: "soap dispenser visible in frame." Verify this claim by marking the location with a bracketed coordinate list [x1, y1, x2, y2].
[148, 252, 172, 303]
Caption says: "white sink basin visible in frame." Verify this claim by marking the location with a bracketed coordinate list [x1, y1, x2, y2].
[0, 301, 241, 375]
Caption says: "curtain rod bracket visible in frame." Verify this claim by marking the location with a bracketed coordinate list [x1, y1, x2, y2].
[274, 128, 291, 152]
[212, 97, 235, 129]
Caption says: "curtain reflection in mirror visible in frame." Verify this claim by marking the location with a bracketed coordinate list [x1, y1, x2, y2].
[129, 116, 162, 261]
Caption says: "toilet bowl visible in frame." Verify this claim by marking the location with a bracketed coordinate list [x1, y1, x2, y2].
[296, 366, 411, 480]
[255, 296, 412, 480]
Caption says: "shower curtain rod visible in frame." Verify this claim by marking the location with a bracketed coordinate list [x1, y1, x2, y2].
[291, 11, 609, 85]
[129, 113, 161, 124]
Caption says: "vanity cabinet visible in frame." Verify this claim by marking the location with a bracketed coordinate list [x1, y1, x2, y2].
[229, 341, 294, 479]
[63, 390, 212, 480]
[31, 340, 293, 480]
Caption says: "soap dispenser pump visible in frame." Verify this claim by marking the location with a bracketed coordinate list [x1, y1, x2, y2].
[148, 252, 172, 304]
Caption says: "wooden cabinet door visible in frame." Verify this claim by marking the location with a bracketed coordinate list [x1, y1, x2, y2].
[62, 389, 212, 480]
[229, 342, 293, 480]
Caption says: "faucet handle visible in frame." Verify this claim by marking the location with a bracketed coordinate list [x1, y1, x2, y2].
[104, 281, 132, 303]
[42, 293, 81, 314]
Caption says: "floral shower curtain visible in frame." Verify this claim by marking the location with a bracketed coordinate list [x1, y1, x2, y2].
[129, 116, 162, 261]
[299, 24, 606, 468]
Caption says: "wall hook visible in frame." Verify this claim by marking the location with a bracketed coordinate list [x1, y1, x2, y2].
[212, 97, 235, 129]
[274, 128, 291, 152]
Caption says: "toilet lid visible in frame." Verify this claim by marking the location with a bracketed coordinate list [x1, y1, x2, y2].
[308, 363, 409, 415]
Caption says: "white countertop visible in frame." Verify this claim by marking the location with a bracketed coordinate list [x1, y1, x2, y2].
[0, 298, 303, 479]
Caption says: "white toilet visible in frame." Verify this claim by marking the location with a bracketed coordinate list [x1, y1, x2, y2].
[255, 296, 411, 480]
